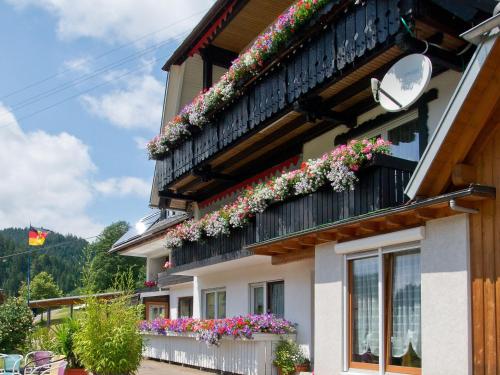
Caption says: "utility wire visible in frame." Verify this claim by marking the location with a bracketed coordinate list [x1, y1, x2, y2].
[0, 60, 165, 130]
[0, 8, 208, 101]
[0, 234, 100, 261]
[5, 29, 190, 114]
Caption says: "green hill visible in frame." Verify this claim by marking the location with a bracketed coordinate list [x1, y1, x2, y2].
[0, 228, 87, 297]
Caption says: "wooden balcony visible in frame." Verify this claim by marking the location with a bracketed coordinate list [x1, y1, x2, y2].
[157, 272, 194, 288]
[170, 155, 416, 272]
[154, 0, 469, 209]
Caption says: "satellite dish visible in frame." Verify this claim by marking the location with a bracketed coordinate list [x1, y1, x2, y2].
[371, 54, 432, 112]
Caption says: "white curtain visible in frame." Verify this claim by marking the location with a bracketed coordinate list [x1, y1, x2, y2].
[391, 252, 421, 358]
[353, 257, 379, 357]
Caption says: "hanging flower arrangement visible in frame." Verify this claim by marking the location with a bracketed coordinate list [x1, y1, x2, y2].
[163, 138, 391, 249]
[139, 314, 296, 346]
[147, 0, 333, 159]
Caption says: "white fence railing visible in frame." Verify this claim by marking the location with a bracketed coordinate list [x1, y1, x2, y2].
[142, 332, 295, 375]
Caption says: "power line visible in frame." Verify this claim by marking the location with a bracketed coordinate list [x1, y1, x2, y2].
[5, 29, 190, 115]
[0, 8, 208, 101]
[0, 234, 100, 261]
[0, 60, 164, 130]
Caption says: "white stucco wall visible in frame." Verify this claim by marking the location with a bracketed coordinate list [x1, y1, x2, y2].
[303, 70, 462, 161]
[314, 214, 471, 374]
[195, 257, 315, 359]
[169, 282, 194, 319]
[420, 214, 471, 375]
[146, 256, 165, 282]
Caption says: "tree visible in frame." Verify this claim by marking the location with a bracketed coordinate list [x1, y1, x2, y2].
[83, 222, 145, 292]
[19, 271, 63, 300]
[0, 297, 34, 352]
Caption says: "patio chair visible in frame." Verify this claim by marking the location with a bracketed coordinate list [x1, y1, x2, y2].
[23, 352, 53, 375]
[0, 354, 23, 375]
[38, 360, 66, 375]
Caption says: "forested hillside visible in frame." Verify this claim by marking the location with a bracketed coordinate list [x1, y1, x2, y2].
[0, 228, 87, 297]
[0, 222, 146, 298]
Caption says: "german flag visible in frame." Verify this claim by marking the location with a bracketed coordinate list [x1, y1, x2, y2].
[28, 226, 49, 246]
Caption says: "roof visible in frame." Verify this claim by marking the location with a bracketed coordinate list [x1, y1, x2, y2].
[110, 210, 188, 253]
[162, 0, 238, 71]
[405, 16, 500, 199]
[28, 292, 122, 308]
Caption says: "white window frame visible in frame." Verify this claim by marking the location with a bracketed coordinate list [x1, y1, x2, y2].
[249, 280, 285, 315]
[342, 242, 422, 375]
[202, 288, 226, 319]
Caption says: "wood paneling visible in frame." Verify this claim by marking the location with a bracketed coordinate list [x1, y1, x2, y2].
[469, 121, 500, 375]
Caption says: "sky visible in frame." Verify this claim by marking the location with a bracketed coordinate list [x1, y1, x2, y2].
[0, 0, 214, 238]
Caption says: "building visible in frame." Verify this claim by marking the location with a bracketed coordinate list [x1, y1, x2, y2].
[111, 1, 499, 374]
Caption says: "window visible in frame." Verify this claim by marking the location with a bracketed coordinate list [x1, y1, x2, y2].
[360, 112, 421, 162]
[347, 247, 421, 374]
[249, 280, 284, 317]
[145, 302, 168, 320]
[203, 289, 226, 319]
[178, 297, 193, 318]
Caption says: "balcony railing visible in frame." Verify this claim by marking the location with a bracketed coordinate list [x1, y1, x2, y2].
[155, 0, 405, 192]
[170, 155, 416, 271]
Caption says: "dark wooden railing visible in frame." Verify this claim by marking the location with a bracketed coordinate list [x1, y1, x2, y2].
[255, 154, 415, 242]
[169, 155, 415, 270]
[155, 0, 406, 192]
[171, 221, 257, 270]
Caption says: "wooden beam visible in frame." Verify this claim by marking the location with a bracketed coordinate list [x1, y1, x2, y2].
[452, 163, 477, 187]
[271, 247, 314, 265]
[355, 222, 380, 235]
[415, 208, 440, 220]
[315, 232, 338, 243]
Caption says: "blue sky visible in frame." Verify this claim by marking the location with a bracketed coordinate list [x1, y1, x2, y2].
[0, 0, 213, 237]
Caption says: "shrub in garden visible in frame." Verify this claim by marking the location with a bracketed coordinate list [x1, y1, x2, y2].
[73, 295, 143, 375]
[0, 297, 34, 352]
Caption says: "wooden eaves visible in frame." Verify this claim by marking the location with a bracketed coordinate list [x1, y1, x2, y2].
[246, 184, 495, 265]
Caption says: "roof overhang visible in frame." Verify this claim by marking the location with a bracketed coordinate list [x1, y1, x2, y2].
[246, 185, 495, 264]
[405, 22, 500, 199]
[28, 292, 122, 309]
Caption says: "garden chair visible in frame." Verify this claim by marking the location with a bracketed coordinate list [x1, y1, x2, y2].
[0, 354, 23, 375]
[23, 352, 53, 375]
[38, 360, 66, 375]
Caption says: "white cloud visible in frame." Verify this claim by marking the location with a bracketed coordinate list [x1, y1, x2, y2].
[81, 72, 164, 131]
[63, 57, 92, 73]
[0, 104, 150, 237]
[0, 103, 102, 237]
[94, 177, 150, 198]
[133, 136, 148, 150]
[6, 0, 214, 45]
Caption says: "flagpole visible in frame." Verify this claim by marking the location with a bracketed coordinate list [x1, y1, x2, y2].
[27, 222, 31, 304]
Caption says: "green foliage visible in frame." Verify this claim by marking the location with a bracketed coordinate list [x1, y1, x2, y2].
[83, 221, 145, 293]
[273, 339, 307, 375]
[19, 271, 63, 300]
[53, 318, 82, 368]
[0, 297, 34, 352]
[73, 293, 144, 375]
[24, 326, 58, 353]
[0, 228, 87, 296]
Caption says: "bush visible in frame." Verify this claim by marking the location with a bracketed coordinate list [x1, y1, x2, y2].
[24, 326, 57, 353]
[53, 318, 82, 368]
[73, 295, 143, 375]
[0, 297, 34, 352]
[273, 338, 307, 375]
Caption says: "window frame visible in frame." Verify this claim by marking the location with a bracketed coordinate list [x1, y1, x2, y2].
[249, 280, 285, 316]
[145, 301, 168, 321]
[178, 296, 193, 318]
[345, 244, 422, 375]
[202, 288, 226, 319]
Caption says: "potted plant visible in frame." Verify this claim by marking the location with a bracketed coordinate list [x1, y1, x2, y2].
[54, 318, 86, 375]
[273, 338, 310, 375]
[73, 294, 143, 375]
